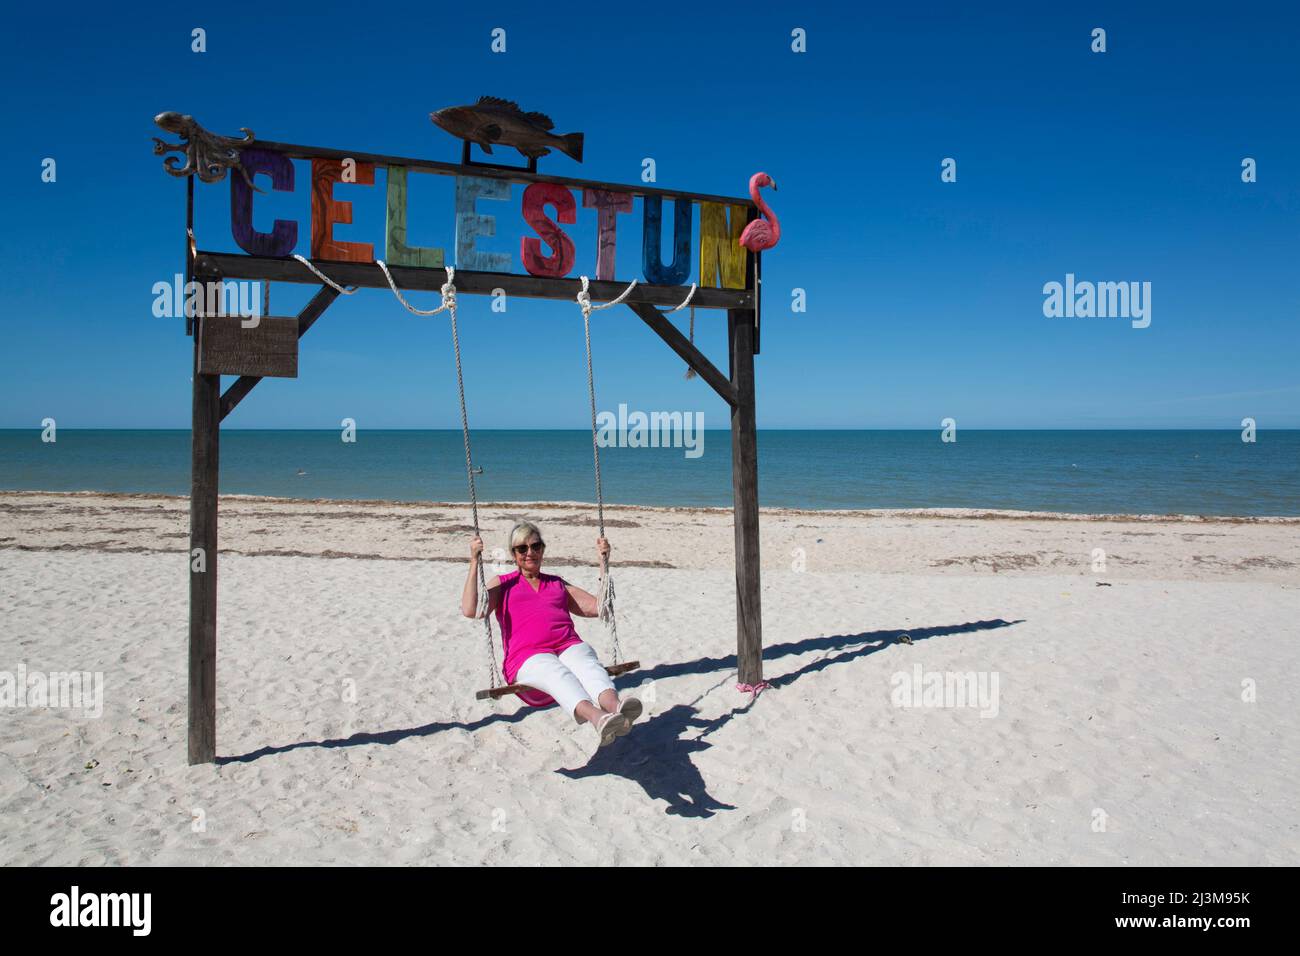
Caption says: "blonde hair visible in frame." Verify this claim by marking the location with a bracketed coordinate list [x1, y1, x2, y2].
[509, 521, 543, 551]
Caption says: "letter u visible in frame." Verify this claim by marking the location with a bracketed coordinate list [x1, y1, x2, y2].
[641, 197, 692, 285]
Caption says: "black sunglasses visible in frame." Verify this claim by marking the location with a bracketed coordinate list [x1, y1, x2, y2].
[513, 541, 545, 555]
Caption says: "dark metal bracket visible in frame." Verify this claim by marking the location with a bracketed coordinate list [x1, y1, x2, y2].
[461, 140, 538, 174]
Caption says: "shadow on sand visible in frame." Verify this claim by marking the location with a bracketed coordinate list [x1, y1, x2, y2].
[552, 618, 1023, 816]
[221, 618, 1023, 817]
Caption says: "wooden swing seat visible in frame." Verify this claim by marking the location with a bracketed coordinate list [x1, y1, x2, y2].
[475, 661, 641, 701]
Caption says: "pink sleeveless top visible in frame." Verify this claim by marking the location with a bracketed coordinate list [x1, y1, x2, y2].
[494, 570, 584, 706]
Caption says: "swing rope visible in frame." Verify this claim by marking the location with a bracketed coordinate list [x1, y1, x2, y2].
[376, 261, 456, 316]
[576, 275, 638, 667]
[294, 254, 501, 689]
[292, 254, 360, 295]
[440, 271, 503, 692]
[292, 256, 660, 694]
[660, 283, 697, 314]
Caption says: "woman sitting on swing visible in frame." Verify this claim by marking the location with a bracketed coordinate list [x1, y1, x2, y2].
[463, 521, 642, 748]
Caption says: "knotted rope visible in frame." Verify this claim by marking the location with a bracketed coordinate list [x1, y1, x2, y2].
[292, 255, 457, 318]
[576, 275, 638, 667]
[376, 260, 456, 316]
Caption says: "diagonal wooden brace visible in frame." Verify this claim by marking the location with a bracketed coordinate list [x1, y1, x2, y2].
[625, 301, 739, 407]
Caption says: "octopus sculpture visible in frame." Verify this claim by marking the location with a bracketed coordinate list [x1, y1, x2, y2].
[152, 111, 259, 189]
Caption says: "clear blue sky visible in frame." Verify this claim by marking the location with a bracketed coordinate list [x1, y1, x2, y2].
[1, 0, 1297, 429]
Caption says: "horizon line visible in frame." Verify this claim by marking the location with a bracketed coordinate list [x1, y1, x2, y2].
[3, 426, 1296, 433]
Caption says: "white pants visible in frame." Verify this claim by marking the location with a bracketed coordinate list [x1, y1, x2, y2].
[516, 642, 617, 723]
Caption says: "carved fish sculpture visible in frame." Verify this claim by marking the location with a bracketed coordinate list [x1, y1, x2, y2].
[431, 97, 584, 163]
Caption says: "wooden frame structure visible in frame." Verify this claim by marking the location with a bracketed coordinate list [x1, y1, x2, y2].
[175, 136, 765, 765]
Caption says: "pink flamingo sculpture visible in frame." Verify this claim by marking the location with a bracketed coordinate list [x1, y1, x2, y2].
[738, 172, 780, 252]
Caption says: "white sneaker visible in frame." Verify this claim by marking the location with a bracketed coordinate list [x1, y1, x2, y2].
[594, 712, 630, 748]
[619, 696, 643, 726]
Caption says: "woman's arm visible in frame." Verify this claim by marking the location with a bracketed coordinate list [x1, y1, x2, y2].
[565, 582, 600, 618]
[564, 535, 612, 618]
[462, 536, 501, 618]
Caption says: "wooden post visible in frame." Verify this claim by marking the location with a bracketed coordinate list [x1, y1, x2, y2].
[184, 176, 194, 337]
[188, 327, 220, 764]
[728, 304, 763, 686]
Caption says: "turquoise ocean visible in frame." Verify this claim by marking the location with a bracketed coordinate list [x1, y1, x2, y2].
[0, 429, 1296, 516]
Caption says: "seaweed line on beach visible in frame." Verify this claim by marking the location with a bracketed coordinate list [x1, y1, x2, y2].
[2, 490, 1297, 524]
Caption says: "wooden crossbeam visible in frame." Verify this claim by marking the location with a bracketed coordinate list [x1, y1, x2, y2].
[193, 252, 753, 312]
[474, 661, 641, 701]
[219, 285, 340, 421]
[625, 301, 739, 407]
[252, 139, 756, 211]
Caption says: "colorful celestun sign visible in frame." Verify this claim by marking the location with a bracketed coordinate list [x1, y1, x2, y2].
[229, 150, 751, 289]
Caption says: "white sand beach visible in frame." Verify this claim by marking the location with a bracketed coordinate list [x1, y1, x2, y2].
[1, 491, 1297, 865]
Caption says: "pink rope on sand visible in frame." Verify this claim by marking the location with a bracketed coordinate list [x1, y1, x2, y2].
[736, 680, 772, 700]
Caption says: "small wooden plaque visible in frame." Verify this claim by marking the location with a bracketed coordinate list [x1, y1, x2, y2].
[198, 314, 298, 378]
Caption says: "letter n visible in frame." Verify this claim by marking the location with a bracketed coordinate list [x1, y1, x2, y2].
[699, 203, 747, 289]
